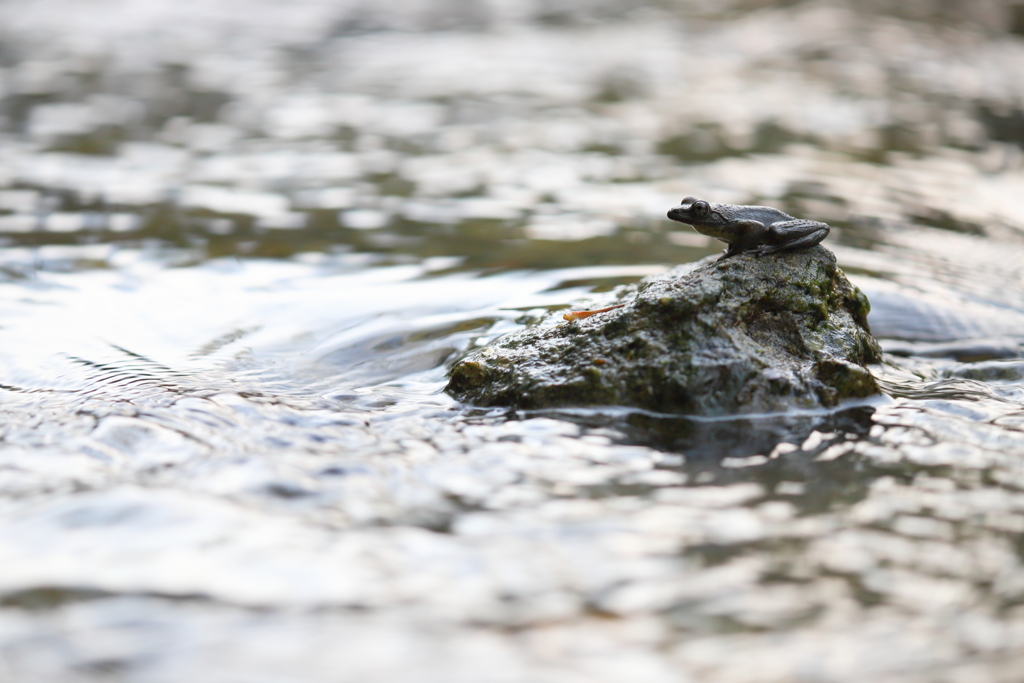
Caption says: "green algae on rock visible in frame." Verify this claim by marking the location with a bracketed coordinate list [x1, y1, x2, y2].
[446, 246, 881, 415]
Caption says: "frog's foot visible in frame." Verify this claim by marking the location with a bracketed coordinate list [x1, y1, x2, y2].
[750, 244, 778, 257]
[717, 245, 744, 261]
[751, 227, 830, 257]
[563, 304, 625, 321]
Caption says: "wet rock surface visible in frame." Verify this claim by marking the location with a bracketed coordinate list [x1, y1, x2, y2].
[449, 247, 880, 414]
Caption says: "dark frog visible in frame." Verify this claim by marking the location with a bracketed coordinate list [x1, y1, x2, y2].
[668, 197, 830, 260]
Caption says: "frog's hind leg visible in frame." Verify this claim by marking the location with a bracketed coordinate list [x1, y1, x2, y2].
[752, 220, 829, 257]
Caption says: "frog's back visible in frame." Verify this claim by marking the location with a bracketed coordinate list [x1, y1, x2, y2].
[712, 202, 794, 225]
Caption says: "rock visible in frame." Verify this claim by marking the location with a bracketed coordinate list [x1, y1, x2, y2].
[446, 247, 881, 415]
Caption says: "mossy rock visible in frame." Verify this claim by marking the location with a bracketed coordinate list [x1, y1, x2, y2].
[447, 246, 881, 416]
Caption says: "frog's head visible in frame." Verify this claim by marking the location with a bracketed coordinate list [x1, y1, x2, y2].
[667, 196, 721, 227]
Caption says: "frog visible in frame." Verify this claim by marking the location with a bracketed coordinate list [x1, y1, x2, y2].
[564, 197, 832, 323]
[667, 197, 830, 260]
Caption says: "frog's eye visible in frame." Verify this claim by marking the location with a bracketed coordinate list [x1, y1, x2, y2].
[692, 200, 710, 217]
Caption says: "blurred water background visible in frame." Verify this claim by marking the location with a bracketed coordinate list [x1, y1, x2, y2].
[3, 0, 1024, 680]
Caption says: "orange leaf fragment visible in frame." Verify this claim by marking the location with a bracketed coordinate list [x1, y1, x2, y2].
[562, 304, 625, 321]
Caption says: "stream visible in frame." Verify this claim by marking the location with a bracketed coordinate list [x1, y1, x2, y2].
[3, 1, 1024, 681]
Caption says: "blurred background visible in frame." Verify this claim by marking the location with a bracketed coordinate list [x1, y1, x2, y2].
[3, 1, 1024, 682]
[2, 0, 1023, 273]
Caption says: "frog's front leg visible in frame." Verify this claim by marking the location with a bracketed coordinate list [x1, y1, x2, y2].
[719, 243, 744, 260]
[717, 220, 768, 260]
[751, 219, 830, 256]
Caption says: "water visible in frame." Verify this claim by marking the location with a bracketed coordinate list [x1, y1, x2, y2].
[3, 1, 1024, 681]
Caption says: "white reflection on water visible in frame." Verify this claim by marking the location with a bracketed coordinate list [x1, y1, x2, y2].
[0, 250, 665, 401]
